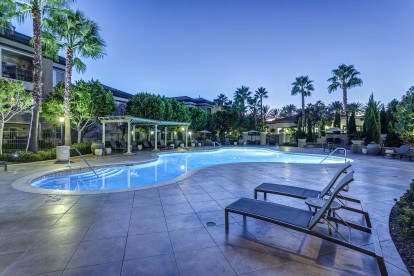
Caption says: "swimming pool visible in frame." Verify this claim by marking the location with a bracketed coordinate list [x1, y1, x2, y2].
[32, 148, 349, 191]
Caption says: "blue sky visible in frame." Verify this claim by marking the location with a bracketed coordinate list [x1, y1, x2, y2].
[14, 0, 414, 109]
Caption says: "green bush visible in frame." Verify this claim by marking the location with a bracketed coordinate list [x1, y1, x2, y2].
[71, 142, 92, 155]
[396, 180, 414, 240]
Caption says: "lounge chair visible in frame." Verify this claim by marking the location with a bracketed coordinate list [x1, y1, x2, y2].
[142, 140, 152, 150]
[254, 162, 370, 227]
[225, 172, 387, 276]
[131, 141, 138, 151]
[224, 137, 230, 146]
[0, 161, 7, 171]
[119, 139, 128, 152]
[110, 139, 123, 152]
[382, 145, 411, 159]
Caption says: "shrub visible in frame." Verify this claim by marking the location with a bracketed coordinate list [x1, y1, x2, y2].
[363, 94, 381, 144]
[396, 180, 414, 240]
[71, 142, 92, 155]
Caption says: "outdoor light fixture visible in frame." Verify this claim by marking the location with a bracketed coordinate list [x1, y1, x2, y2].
[181, 127, 184, 131]
[150, 131, 154, 135]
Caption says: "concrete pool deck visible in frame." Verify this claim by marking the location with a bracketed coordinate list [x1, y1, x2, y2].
[0, 146, 412, 275]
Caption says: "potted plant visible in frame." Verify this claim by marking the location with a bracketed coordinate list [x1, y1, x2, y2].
[180, 140, 185, 148]
[137, 141, 143, 151]
[296, 129, 307, 148]
[367, 141, 381, 155]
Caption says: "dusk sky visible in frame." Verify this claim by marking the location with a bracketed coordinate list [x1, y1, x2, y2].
[14, 0, 414, 109]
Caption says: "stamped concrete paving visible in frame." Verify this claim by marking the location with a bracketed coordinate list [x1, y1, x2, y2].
[0, 147, 412, 275]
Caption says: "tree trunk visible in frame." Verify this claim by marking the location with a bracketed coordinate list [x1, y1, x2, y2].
[343, 87, 348, 131]
[302, 93, 305, 131]
[260, 97, 263, 128]
[0, 122, 4, 155]
[64, 49, 73, 146]
[77, 129, 82, 144]
[26, 7, 42, 153]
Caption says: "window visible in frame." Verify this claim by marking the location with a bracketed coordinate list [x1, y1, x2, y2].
[1, 49, 33, 82]
[53, 69, 65, 87]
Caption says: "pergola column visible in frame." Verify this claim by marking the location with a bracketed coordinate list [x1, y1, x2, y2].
[125, 120, 132, 155]
[185, 126, 188, 148]
[132, 125, 136, 141]
[164, 127, 167, 146]
[154, 125, 158, 151]
[102, 122, 105, 146]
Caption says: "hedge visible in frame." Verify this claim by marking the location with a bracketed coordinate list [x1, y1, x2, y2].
[0, 142, 92, 163]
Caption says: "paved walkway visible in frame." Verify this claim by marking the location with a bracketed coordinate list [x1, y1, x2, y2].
[0, 146, 412, 275]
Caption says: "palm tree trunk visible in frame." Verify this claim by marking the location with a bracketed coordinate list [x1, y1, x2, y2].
[343, 88, 348, 131]
[64, 49, 73, 146]
[260, 97, 263, 128]
[302, 93, 305, 131]
[26, 7, 42, 153]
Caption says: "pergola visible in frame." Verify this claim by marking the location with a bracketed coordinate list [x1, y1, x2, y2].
[98, 116, 191, 154]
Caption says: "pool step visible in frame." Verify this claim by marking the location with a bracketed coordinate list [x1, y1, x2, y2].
[80, 168, 122, 180]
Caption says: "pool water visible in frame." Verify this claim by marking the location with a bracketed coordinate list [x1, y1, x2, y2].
[32, 148, 349, 191]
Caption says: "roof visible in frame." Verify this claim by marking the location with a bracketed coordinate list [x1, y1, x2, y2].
[101, 84, 133, 100]
[173, 96, 214, 105]
[0, 29, 66, 66]
[268, 114, 299, 124]
[98, 116, 190, 127]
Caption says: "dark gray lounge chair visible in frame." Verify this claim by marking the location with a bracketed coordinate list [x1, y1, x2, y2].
[0, 161, 7, 171]
[254, 162, 370, 227]
[225, 172, 387, 276]
[382, 145, 411, 159]
[142, 140, 152, 150]
[110, 139, 122, 152]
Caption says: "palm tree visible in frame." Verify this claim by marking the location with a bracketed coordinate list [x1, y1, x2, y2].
[328, 101, 343, 113]
[327, 64, 363, 131]
[348, 102, 364, 115]
[255, 87, 268, 127]
[0, 0, 73, 152]
[247, 96, 259, 129]
[215, 93, 229, 109]
[279, 104, 297, 118]
[43, 9, 105, 145]
[291, 76, 314, 130]
[267, 107, 279, 120]
[233, 86, 251, 117]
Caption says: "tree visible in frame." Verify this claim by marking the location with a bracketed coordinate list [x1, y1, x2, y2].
[233, 86, 251, 118]
[255, 87, 268, 127]
[42, 80, 115, 143]
[247, 95, 259, 129]
[306, 117, 314, 142]
[211, 109, 237, 139]
[0, 0, 74, 152]
[291, 76, 314, 131]
[0, 79, 31, 154]
[363, 93, 381, 144]
[188, 107, 209, 132]
[329, 101, 343, 113]
[348, 102, 364, 115]
[43, 9, 106, 146]
[348, 110, 357, 135]
[395, 87, 414, 145]
[333, 110, 341, 128]
[328, 64, 363, 131]
[279, 104, 297, 118]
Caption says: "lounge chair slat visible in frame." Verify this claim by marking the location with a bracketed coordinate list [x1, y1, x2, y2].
[226, 198, 313, 229]
[255, 183, 320, 199]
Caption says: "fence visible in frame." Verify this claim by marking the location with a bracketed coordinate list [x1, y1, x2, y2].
[2, 129, 62, 152]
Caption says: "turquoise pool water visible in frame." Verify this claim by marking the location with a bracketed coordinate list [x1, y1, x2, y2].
[32, 148, 349, 191]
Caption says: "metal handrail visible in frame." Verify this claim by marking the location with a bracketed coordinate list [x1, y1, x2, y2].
[214, 141, 222, 147]
[69, 148, 98, 178]
[320, 147, 347, 163]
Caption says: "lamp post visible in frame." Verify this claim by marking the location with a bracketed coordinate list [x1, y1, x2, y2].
[59, 117, 64, 146]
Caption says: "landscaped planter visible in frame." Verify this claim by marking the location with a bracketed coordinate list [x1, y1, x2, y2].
[105, 147, 112, 155]
[351, 140, 364, 145]
[56, 146, 70, 161]
[95, 148, 103, 156]
[138, 145, 143, 151]
[367, 144, 381, 155]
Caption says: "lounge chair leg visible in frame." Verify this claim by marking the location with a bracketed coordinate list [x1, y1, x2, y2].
[264, 192, 267, 201]
[243, 215, 246, 222]
[225, 210, 229, 232]
[254, 190, 258, 199]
